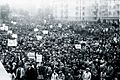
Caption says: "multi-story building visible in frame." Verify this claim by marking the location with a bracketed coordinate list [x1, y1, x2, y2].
[98, 0, 120, 20]
[51, 0, 120, 21]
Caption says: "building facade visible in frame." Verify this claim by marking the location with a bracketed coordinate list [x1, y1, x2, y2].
[51, 0, 120, 21]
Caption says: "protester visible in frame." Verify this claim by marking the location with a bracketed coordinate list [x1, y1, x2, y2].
[82, 68, 91, 80]
[0, 19, 120, 80]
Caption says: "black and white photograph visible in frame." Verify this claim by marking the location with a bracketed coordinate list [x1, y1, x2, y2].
[0, 0, 120, 80]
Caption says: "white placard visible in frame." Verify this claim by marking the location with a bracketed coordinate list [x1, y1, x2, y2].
[42, 30, 48, 34]
[113, 37, 117, 42]
[13, 22, 17, 25]
[27, 52, 35, 60]
[12, 34, 17, 38]
[2, 24, 6, 27]
[50, 25, 53, 28]
[75, 44, 81, 49]
[105, 28, 108, 32]
[34, 28, 39, 32]
[0, 27, 4, 30]
[44, 20, 47, 24]
[95, 42, 99, 45]
[4, 25, 8, 31]
[58, 23, 62, 28]
[36, 35, 42, 40]
[80, 41, 86, 44]
[8, 39, 17, 46]
[36, 54, 42, 62]
[7, 30, 12, 34]
[2, 24, 8, 31]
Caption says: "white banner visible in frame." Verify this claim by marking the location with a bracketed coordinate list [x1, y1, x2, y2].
[8, 39, 17, 46]
[36, 54, 42, 62]
[75, 44, 81, 49]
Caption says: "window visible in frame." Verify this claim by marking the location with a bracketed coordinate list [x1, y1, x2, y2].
[83, 12, 85, 15]
[76, 7, 79, 10]
[76, 12, 78, 15]
[109, 12, 112, 15]
[83, 17, 84, 20]
[83, 7, 85, 10]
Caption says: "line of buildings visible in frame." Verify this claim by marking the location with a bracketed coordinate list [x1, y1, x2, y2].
[0, 0, 120, 22]
[50, 0, 120, 21]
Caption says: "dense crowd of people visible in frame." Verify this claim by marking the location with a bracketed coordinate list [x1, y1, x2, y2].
[0, 19, 120, 80]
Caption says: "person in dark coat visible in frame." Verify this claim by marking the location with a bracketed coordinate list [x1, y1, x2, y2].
[25, 64, 37, 80]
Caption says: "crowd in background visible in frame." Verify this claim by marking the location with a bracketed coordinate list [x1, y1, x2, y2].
[0, 19, 120, 80]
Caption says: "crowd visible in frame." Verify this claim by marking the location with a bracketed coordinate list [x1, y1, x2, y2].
[0, 19, 120, 80]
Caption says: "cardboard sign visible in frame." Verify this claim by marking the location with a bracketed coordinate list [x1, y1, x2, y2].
[8, 39, 17, 46]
